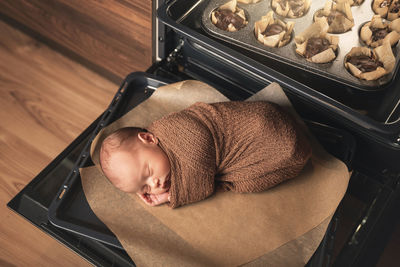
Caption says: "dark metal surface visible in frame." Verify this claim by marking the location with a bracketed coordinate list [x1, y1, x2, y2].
[48, 72, 170, 249]
[333, 171, 400, 267]
[159, 0, 400, 126]
[201, 0, 399, 90]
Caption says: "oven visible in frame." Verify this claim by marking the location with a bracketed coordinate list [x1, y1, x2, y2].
[8, 0, 400, 266]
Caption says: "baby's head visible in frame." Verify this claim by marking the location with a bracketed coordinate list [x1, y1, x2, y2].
[99, 127, 171, 195]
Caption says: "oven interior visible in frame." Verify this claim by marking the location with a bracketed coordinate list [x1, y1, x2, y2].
[162, 0, 400, 125]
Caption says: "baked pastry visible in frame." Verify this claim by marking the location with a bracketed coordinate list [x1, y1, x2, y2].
[373, 0, 390, 18]
[360, 15, 400, 47]
[295, 17, 339, 63]
[373, 0, 400, 20]
[336, 0, 364, 6]
[237, 0, 261, 3]
[271, 0, 311, 18]
[254, 11, 294, 47]
[344, 41, 395, 80]
[314, 0, 354, 33]
[211, 0, 248, 31]
[388, 0, 400, 20]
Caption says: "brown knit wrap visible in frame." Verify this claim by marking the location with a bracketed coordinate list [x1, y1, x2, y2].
[147, 101, 312, 208]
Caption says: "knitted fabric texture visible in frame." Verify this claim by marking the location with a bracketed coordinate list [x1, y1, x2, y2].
[147, 101, 312, 208]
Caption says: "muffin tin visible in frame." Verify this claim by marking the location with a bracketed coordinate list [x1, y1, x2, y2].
[201, 0, 400, 90]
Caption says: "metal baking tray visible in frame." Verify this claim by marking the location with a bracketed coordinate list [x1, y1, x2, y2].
[201, 0, 400, 90]
[47, 72, 355, 249]
[48, 72, 171, 249]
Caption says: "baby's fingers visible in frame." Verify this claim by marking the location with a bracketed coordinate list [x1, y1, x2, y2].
[149, 192, 170, 205]
[136, 193, 156, 206]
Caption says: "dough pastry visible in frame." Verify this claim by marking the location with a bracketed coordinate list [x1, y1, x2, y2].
[211, 0, 248, 32]
[314, 0, 354, 33]
[237, 0, 261, 3]
[360, 15, 400, 47]
[344, 42, 395, 80]
[295, 17, 339, 63]
[373, 0, 400, 20]
[335, 0, 364, 6]
[271, 0, 311, 18]
[254, 11, 294, 47]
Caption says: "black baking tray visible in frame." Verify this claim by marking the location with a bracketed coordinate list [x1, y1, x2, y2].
[48, 71, 356, 250]
[48, 72, 171, 249]
[201, 0, 400, 90]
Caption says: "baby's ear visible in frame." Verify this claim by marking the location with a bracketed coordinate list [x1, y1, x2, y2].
[137, 131, 158, 145]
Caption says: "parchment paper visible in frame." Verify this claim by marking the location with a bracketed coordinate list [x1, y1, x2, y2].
[81, 81, 350, 266]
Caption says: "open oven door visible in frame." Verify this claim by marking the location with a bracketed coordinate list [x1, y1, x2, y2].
[8, 68, 356, 266]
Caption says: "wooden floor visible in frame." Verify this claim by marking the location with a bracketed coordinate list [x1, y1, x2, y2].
[0, 20, 117, 266]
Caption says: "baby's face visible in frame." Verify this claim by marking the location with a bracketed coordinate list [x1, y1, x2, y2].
[103, 132, 171, 195]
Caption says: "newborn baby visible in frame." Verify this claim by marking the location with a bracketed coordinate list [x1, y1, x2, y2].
[99, 101, 312, 208]
[100, 127, 172, 206]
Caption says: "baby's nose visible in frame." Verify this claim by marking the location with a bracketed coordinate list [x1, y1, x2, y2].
[153, 178, 160, 188]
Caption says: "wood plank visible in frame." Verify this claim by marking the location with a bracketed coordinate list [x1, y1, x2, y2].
[0, 19, 117, 266]
[0, 0, 153, 81]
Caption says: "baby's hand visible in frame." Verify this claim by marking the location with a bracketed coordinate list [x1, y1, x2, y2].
[137, 191, 170, 207]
